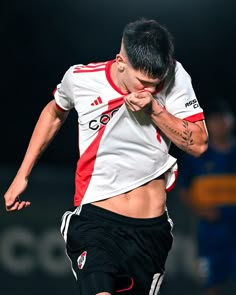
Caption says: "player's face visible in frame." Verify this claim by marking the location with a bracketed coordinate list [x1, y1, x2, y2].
[116, 43, 162, 94]
[123, 64, 161, 94]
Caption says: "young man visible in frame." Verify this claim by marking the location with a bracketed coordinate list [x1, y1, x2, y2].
[4, 18, 208, 294]
[178, 100, 236, 295]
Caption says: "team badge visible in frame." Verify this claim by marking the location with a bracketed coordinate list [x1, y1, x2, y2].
[77, 251, 87, 269]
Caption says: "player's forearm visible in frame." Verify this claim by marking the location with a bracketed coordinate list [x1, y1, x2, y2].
[150, 102, 208, 157]
[17, 101, 68, 179]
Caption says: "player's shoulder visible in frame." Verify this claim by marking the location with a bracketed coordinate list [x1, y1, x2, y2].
[174, 60, 192, 81]
[70, 61, 109, 74]
[161, 60, 193, 96]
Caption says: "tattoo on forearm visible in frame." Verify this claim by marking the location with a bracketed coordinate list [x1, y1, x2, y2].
[162, 120, 194, 150]
[182, 120, 194, 147]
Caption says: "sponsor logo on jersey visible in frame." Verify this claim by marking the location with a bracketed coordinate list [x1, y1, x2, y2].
[185, 99, 199, 109]
[77, 251, 87, 269]
[89, 108, 120, 130]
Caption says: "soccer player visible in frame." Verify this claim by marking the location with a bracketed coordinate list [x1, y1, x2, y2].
[178, 100, 236, 295]
[4, 18, 208, 294]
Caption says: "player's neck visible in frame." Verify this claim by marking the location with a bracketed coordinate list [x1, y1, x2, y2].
[110, 61, 129, 94]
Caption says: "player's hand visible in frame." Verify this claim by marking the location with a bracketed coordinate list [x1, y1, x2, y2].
[4, 175, 31, 212]
[124, 91, 155, 112]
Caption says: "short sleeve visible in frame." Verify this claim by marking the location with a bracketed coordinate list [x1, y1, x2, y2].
[164, 62, 205, 122]
[54, 66, 75, 111]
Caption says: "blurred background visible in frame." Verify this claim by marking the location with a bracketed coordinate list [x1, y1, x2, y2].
[1, 0, 236, 294]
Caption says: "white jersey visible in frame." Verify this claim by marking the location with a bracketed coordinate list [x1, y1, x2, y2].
[54, 60, 204, 206]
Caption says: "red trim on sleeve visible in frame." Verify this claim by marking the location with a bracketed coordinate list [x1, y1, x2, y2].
[184, 112, 205, 122]
[52, 88, 57, 95]
[55, 102, 67, 112]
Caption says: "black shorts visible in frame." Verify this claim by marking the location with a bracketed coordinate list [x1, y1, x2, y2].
[61, 204, 173, 295]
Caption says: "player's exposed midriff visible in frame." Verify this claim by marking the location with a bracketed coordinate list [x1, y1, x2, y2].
[92, 174, 166, 218]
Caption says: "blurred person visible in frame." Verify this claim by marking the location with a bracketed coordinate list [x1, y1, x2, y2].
[4, 18, 208, 295]
[178, 100, 236, 295]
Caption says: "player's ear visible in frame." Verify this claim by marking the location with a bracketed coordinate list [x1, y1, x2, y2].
[116, 53, 126, 72]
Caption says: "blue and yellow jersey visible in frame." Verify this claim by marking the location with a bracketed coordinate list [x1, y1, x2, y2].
[178, 143, 236, 209]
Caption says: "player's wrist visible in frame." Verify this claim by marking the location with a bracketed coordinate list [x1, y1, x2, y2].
[144, 99, 164, 116]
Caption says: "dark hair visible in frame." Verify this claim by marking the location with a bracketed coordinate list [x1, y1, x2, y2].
[122, 18, 174, 79]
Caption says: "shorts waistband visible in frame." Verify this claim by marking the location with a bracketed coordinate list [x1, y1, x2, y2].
[79, 203, 169, 226]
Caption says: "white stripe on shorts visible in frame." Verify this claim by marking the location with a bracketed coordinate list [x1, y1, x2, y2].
[149, 273, 164, 295]
[60, 206, 81, 242]
[60, 206, 82, 280]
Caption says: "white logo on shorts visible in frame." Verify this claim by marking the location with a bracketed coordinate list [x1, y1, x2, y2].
[77, 251, 87, 269]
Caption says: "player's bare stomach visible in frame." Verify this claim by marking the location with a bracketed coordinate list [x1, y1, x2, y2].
[92, 174, 166, 218]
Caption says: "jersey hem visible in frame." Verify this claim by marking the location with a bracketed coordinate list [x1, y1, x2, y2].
[75, 158, 177, 206]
